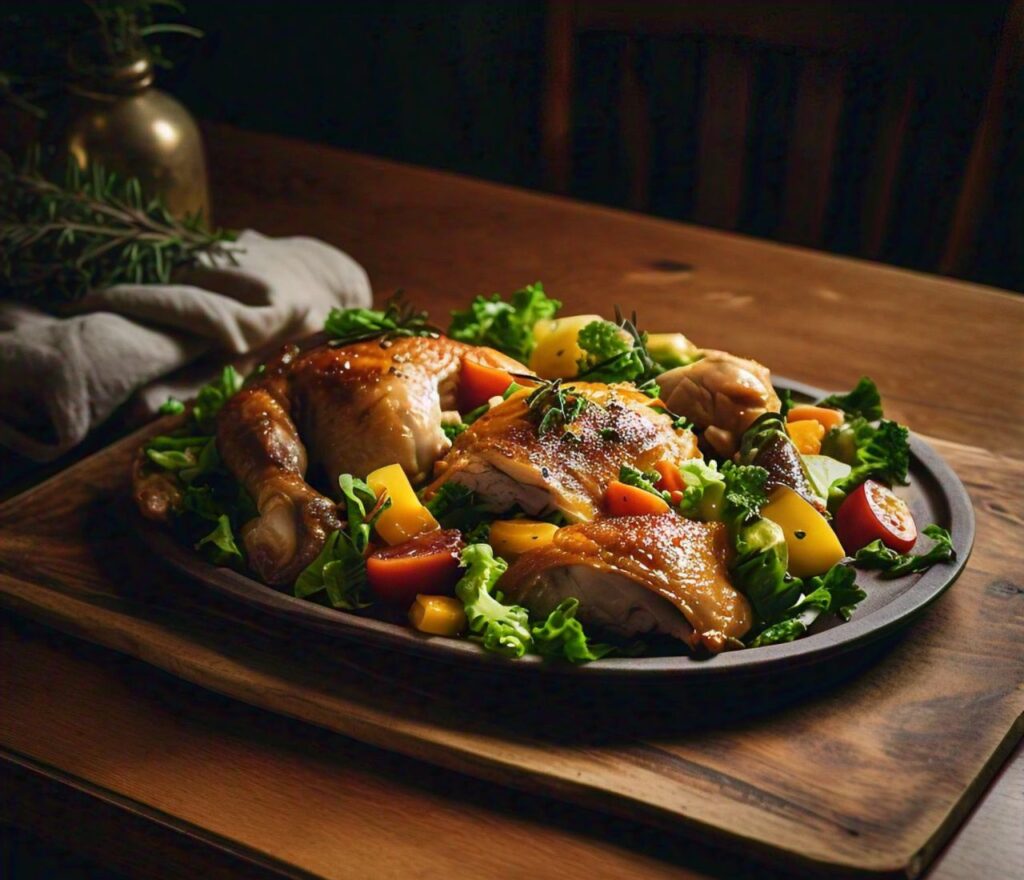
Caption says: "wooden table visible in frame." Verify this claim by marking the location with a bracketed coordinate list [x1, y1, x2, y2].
[2, 124, 1021, 879]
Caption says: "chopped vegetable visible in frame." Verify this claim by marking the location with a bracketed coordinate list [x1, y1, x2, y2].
[676, 459, 727, 521]
[449, 282, 561, 361]
[367, 529, 464, 607]
[653, 459, 686, 494]
[529, 313, 604, 378]
[489, 520, 559, 560]
[785, 419, 825, 455]
[817, 377, 883, 421]
[575, 319, 647, 383]
[366, 464, 440, 545]
[787, 404, 844, 432]
[457, 358, 516, 413]
[853, 524, 954, 578]
[834, 480, 917, 554]
[454, 544, 533, 658]
[824, 418, 910, 502]
[646, 332, 699, 369]
[531, 598, 613, 663]
[739, 413, 818, 508]
[526, 379, 590, 437]
[802, 454, 852, 505]
[409, 594, 467, 636]
[720, 461, 770, 525]
[195, 514, 243, 566]
[748, 564, 865, 646]
[731, 518, 801, 624]
[760, 486, 845, 578]
[604, 480, 671, 516]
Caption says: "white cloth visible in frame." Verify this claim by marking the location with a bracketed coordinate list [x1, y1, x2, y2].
[0, 230, 371, 461]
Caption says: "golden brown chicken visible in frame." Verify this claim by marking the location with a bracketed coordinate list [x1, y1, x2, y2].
[425, 382, 700, 523]
[500, 514, 752, 653]
[215, 335, 523, 585]
[657, 350, 780, 458]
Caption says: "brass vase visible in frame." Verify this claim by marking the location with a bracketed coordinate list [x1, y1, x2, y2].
[50, 54, 210, 221]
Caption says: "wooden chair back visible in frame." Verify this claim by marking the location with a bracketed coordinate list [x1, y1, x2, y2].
[541, 0, 1020, 272]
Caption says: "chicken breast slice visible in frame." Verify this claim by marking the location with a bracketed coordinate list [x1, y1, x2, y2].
[425, 382, 700, 522]
[657, 350, 780, 458]
[500, 514, 752, 653]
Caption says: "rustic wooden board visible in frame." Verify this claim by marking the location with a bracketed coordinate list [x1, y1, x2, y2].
[0, 430, 1020, 879]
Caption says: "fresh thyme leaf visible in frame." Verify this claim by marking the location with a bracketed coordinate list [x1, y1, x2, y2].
[527, 379, 590, 438]
[324, 292, 439, 347]
[0, 148, 238, 305]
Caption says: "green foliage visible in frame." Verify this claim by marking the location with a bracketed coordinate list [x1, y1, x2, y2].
[853, 525, 954, 578]
[531, 598, 612, 663]
[748, 564, 866, 646]
[576, 310, 661, 385]
[827, 418, 910, 501]
[448, 282, 560, 361]
[0, 149, 237, 305]
[818, 377, 883, 421]
[526, 379, 590, 438]
[454, 544, 533, 658]
[323, 293, 439, 347]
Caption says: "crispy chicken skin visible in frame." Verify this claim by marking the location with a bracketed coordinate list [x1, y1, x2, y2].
[424, 382, 700, 522]
[214, 335, 522, 585]
[657, 350, 780, 458]
[500, 514, 752, 653]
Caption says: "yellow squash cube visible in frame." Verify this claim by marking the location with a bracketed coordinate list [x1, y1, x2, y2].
[489, 520, 559, 560]
[366, 463, 440, 545]
[409, 594, 467, 636]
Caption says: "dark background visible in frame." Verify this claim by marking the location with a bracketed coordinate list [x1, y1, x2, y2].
[153, 0, 1022, 292]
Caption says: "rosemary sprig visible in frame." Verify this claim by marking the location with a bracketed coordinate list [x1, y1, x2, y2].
[325, 292, 441, 347]
[0, 149, 238, 305]
[575, 306, 661, 386]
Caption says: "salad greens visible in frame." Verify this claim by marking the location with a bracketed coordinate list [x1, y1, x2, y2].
[818, 377, 883, 421]
[531, 598, 613, 663]
[576, 311, 662, 385]
[144, 366, 253, 564]
[825, 418, 910, 502]
[526, 379, 591, 438]
[324, 293, 438, 347]
[455, 544, 534, 658]
[748, 564, 866, 647]
[853, 525, 955, 578]
[448, 282, 560, 361]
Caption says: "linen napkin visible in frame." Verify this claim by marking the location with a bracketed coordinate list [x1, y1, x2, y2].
[0, 230, 371, 462]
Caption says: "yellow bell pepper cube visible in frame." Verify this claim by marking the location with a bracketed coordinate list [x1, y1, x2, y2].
[489, 520, 559, 560]
[409, 594, 466, 636]
[760, 486, 845, 578]
[366, 463, 439, 545]
[786, 419, 826, 455]
[528, 314, 605, 379]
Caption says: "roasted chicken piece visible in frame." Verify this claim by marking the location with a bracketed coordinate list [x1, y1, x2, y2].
[657, 350, 780, 458]
[500, 514, 752, 653]
[425, 382, 700, 522]
[215, 335, 523, 585]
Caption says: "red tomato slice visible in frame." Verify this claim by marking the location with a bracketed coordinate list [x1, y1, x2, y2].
[457, 358, 515, 413]
[366, 529, 464, 608]
[835, 480, 917, 554]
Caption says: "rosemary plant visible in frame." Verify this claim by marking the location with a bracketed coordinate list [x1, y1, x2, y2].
[0, 150, 238, 306]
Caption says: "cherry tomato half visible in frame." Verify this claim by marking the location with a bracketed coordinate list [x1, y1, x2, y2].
[366, 529, 465, 608]
[834, 480, 917, 554]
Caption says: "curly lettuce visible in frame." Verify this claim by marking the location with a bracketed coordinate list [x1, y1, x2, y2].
[454, 544, 533, 658]
[448, 282, 560, 361]
[531, 598, 612, 663]
[853, 524, 954, 578]
[818, 377, 883, 421]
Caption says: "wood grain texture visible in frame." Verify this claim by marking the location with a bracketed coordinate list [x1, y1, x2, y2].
[0, 425, 1020, 878]
[200, 125, 1024, 449]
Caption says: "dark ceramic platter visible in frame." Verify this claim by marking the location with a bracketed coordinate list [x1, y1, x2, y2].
[137, 378, 974, 682]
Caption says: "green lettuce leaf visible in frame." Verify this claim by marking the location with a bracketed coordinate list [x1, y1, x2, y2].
[676, 459, 726, 521]
[454, 544, 533, 658]
[195, 514, 244, 566]
[817, 377, 883, 421]
[826, 418, 910, 501]
[531, 598, 613, 663]
[448, 282, 560, 361]
[853, 524, 954, 578]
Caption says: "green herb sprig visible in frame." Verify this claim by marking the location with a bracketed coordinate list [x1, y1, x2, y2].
[324, 292, 440, 347]
[0, 150, 238, 305]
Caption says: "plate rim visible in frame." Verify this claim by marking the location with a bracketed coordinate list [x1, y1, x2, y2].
[134, 377, 975, 679]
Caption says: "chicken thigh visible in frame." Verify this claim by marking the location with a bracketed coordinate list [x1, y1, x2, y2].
[216, 335, 522, 585]
[657, 350, 780, 458]
[500, 514, 751, 653]
[425, 382, 700, 522]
